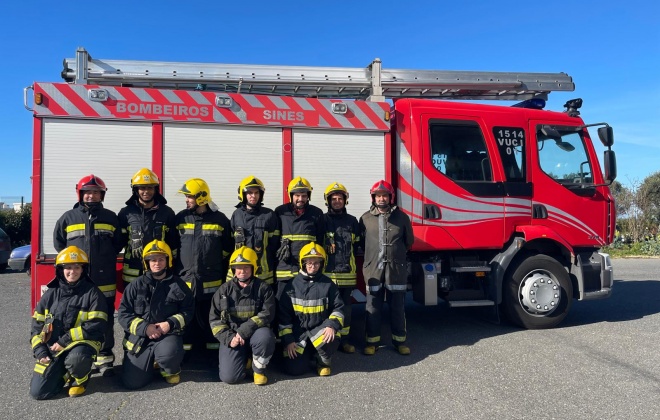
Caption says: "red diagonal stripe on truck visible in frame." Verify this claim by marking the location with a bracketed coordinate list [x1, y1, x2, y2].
[54, 84, 100, 117]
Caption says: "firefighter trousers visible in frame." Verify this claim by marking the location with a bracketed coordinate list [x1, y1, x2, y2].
[218, 327, 275, 384]
[282, 331, 340, 376]
[121, 335, 184, 390]
[30, 344, 96, 400]
[95, 296, 115, 369]
[183, 298, 216, 352]
[338, 287, 353, 340]
[365, 287, 407, 347]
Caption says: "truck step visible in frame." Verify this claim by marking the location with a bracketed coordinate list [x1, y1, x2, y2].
[450, 266, 491, 273]
[448, 300, 495, 307]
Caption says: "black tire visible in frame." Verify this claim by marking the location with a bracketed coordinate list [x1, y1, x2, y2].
[0, 263, 7, 271]
[25, 257, 31, 276]
[503, 254, 573, 329]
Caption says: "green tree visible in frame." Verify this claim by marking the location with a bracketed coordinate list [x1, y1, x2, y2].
[0, 204, 31, 246]
[638, 171, 660, 229]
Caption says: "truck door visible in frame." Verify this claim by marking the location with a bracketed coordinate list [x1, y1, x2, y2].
[417, 115, 507, 250]
[530, 122, 608, 247]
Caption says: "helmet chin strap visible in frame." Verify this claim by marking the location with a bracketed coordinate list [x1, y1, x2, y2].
[151, 268, 167, 277]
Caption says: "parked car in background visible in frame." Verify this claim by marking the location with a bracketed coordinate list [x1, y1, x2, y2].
[0, 228, 11, 271]
[9, 244, 31, 275]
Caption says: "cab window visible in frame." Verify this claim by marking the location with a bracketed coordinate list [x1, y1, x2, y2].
[430, 122, 492, 182]
[537, 127, 593, 185]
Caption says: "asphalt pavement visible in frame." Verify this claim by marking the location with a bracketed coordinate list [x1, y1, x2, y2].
[1, 258, 659, 419]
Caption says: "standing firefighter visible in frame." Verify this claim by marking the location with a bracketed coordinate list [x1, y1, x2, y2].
[118, 168, 179, 287]
[30, 246, 108, 399]
[274, 177, 324, 298]
[278, 243, 344, 376]
[322, 182, 360, 353]
[53, 174, 123, 376]
[175, 178, 233, 355]
[359, 180, 414, 356]
[210, 246, 276, 385]
[228, 176, 280, 285]
[118, 240, 194, 389]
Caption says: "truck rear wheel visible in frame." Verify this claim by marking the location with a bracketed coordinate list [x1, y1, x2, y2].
[503, 254, 572, 329]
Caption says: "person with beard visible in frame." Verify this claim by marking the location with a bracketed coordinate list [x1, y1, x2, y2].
[118, 240, 194, 389]
[359, 180, 414, 356]
[278, 243, 344, 377]
[174, 178, 233, 356]
[227, 176, 280, 286]
[210, 246, 276, 385]
[273, 177, 324, 299]
[53, 175, 123, 376]
[118, 168, 179, 288]
[322, 182, 360, 354]
[30, 246, 108, 399]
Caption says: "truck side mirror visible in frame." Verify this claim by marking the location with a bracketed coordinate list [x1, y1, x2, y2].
[598, 126, 614, 147]
[604, 150, 617, 182]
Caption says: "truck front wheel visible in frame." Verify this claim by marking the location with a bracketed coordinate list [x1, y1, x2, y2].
[503, 254, 573, 329]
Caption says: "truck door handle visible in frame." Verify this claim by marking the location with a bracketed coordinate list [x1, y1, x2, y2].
[532, 204, 548, 219]
[424, 204, 442, 220]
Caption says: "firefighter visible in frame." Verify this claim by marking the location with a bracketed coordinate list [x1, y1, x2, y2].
[322, 182, 360, 354]
[118, 240, 194, 389]
[278, 242, 344, 376]
[359, 180, 414, 356]
[118, 168, 179, 288]
[227, 176, 280, 285]
[210, 246, 276, 385]
[274, 176, 324, 298]
[53, 174, 123, 376]
[30, 246, 108, 399]
[174, 178, 233, 356]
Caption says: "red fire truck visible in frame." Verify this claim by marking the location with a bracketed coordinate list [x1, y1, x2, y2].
[25, 47, 616, 329]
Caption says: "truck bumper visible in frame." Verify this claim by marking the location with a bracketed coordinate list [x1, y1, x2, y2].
[576, 251, 613, 300]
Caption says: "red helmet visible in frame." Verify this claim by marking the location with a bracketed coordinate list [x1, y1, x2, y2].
[370, 180, 395, 204]
[76, 174, 107, 201]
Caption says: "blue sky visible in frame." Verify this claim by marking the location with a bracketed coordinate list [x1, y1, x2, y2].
[1, 0, 657, 202]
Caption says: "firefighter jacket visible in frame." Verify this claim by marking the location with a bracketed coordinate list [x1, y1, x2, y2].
[209, 276, 276, 347]
[323, 210, 360, 288]
[118, 194, 179, 286]
[229, 204, 280, 284]
[53, 203, 124, 298]
[174, 207, 233, 300]
[31, 274, 108, 360]
[117, 271, 194, 355]
[278, 271, 344, 348]
[273, 203, 325, 281]
[359, 205, 413, 292]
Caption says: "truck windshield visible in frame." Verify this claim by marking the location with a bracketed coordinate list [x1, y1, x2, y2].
[537, 127, 593, 186]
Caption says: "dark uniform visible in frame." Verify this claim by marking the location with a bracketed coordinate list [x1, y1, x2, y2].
[273, 203, 324, 293]
[30, 273, 108, 399]
[118, 194, 179, 287]
[323, 209, 360, 343]
[229, 204, 280, 285]
[118, 271, 194, 389]
[175, 207, 233, 351]
[210, 276, 276, 383]
[278, 270, 344, 376]
[53, 202, 123, 371]
[359, 204, 413, 350]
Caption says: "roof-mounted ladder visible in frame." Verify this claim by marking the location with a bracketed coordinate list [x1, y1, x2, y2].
[62, 47, 575, 102]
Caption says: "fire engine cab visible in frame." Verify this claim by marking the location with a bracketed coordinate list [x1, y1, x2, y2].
[25, 47, 616, 329]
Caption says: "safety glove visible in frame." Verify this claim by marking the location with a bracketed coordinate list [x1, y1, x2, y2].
[130, 230, 144, 259]
[275, 238, 292, 263]
[234, 226, 246, 249]
[326, 232, 336, 254]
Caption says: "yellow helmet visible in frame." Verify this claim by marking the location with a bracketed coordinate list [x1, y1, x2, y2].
[131, 168, 160, 188]
[178, 178, 211, 206]
[56, 246, 89, 266]
[299, 242, 327, 268]
[229, 246, 259, 273]
[323, 182, 349, 207]
[287, 177, 313, 201]
[237, 176, 265, 204]
[142, 240, 173, 270]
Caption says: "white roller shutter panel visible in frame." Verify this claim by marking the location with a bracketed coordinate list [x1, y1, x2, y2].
[292, 130, 385, 217]
[41, 119, 152, 255]
[163, 124, 283, 215]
